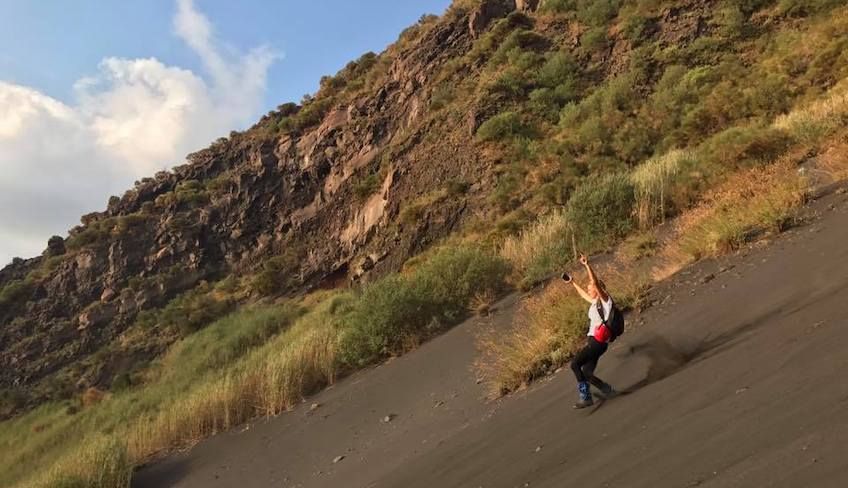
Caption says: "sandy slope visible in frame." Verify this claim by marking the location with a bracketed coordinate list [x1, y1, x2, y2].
[134, 184, 848, 488]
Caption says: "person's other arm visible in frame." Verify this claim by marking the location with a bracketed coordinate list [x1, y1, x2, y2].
[562, 272, 594, 303]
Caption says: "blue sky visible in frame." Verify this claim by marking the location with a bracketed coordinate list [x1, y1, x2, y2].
[0, 0, 452, 111]
[0, 0, 452, 265]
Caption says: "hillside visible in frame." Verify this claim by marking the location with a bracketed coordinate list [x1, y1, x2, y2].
[2, 0, 848, 485]
[133, 183, 848, 487]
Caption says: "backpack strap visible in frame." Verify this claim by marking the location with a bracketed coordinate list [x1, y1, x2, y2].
[596, 297, 614, 325]
[596, 300, 607, 326]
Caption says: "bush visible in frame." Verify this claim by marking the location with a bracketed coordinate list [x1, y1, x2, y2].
[66, 220, 112, 250]
[492, 30, 550, 65]
[477, 111, 531, 142]
[0, 279, 35, 312]
[579, 27, 609, 54]
[250, 251, 302, 296]
[339, 246, 510, 367]
[535, 51, 579, 89]
[540, 0, 576, 14]
[158, 283, 235, 336]
[698, 125, 793, 169]
[577, 0, 620, 26]
[353, 173, 382, 200]
[567, 173, 635, 250]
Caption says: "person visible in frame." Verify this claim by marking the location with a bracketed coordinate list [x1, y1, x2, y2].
[562, 253, 617, 409]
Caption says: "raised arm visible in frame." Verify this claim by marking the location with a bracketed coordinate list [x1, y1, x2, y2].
[580, 254, 609, 301]
[571, 281, 594, 303]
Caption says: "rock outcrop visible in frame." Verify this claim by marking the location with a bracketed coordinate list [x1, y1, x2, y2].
[0, 0, 719, 417]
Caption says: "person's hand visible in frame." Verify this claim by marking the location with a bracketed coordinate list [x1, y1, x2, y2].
[579, 253, 589, 266]
[561, 272, 572, 283]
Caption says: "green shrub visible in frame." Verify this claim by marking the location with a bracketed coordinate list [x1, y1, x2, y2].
[621, 15, 651, 44]
[353, 173, 382, 200]
[535, 51, 579, 89]
[158, 283, 235, 336]
[251, 253, 300, 297]
[579, 27, 609, 54]
[113, 214, 150, 234]
[337, 276, 424, 367]
[429, 84, 456, 111]
[540, 0, 576, 14]
[338, 247, 509, 367]
[567, 173, 635, 250]
[0, 279, 35, 317]
[492, 30, 550, 65]
[698, 125, 793, 169]
[292, 97, 335, 132]
[777, 0, 844, 17]
[477, 111, 530, 142]
[486, 70, 528, 100]
[66, 220, 112, 250]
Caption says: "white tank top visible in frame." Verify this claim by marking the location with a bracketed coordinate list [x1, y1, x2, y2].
[587, 297, 613, 337]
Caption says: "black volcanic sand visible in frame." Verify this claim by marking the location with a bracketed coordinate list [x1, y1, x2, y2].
[134, 185, 848, 488]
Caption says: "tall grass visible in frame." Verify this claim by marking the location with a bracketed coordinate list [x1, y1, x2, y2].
[631, 150, 690, 229]
[500, 210, 573, 289]
[25, 435, 132, 488]
[674, 160, 808, 260]
[477, 284, 586, 396]
[774, 78, 848, 143]
[4, 245, 509, 488]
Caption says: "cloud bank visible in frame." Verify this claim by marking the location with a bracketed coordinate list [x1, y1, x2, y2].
[0, 0, 277, 266]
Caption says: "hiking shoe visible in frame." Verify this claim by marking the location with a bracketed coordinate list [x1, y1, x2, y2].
[574, 381, 593, 409]
[573, 398, 594, 409]
[600, 384, 618, 398]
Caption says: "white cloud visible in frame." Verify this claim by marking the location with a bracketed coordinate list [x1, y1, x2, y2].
[0, 0, 278, 266]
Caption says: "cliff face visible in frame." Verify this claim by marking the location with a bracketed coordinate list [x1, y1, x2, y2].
[0, 1, 496, 413]
[1, 0, 721, 415]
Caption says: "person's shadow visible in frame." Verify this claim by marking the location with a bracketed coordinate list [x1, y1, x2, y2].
[587, 328, 747, 415]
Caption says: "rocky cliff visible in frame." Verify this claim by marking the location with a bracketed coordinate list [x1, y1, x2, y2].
[1, 0, 739, 415]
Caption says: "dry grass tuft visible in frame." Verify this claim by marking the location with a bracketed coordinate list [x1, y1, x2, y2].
[25, 435, 132, 488]
[631, 149, 689, 229]
[816, 137, 848, 180]
[667, 160, 808, 262]
[470, 290, 497, 316]
[476, 283, 586, 396]
[128, 320, 338, 464]
[774, 79, 848, 143]
[499, 210, 574, 289]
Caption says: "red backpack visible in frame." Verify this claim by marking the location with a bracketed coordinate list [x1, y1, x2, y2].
[594, 298, 625, 343]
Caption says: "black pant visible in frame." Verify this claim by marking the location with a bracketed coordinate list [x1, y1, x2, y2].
[571, 336, 609, 388]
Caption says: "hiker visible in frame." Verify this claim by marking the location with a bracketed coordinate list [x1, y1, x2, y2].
[562, 254, 620, 409]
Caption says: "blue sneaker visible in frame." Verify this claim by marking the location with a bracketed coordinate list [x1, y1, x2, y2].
[573, 381, 593, 409]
